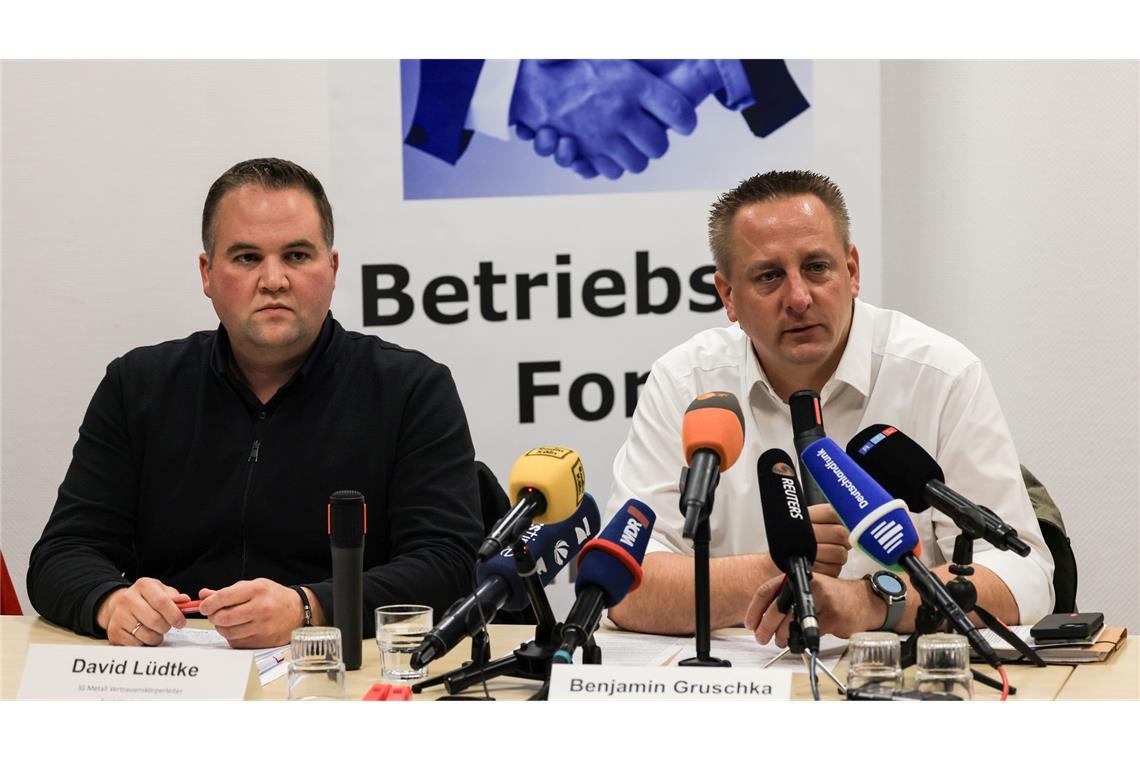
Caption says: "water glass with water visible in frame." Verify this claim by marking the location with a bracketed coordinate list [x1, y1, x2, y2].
[375, 604, 433, 681]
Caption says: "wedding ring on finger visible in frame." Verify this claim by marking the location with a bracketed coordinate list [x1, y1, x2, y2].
[131, 621, 144, 638]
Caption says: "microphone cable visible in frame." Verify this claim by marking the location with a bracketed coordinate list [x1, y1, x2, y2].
[809, 650, 821, 701]
[998, 665, 1010, 701]
[469, 572, 493, 701]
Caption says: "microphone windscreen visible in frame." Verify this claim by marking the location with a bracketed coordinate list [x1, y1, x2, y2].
[575, 499, 656, 606]
[847, 425, 945, 513]
[799, 437, 922, 569]
[328, 490, 366, 548]
[682, 392, 745, 470]
[756, 448, 817, 571]
[789, 390, 825, 440]
[507, 447, 586, 525]
[475, 492, 600, 610]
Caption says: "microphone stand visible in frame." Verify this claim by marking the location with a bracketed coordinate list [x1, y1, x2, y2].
[678, 467, 731, 667]
[412, 534, 600, 700]
[900, 533, 1043, 694]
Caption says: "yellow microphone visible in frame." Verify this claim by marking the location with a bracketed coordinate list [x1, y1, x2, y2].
[476, 446, 586, 561]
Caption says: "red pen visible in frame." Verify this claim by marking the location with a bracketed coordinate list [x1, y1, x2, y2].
[177, 601, 201, 614]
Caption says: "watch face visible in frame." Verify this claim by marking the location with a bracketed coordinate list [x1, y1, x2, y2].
[875, 572, 905, 596]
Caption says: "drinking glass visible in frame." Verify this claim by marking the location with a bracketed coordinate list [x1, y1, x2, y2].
[915, 633, 973, 700]
[845, 631, 904, 697]
[287, 626, 346, 700]
[375, 604, 433, 681]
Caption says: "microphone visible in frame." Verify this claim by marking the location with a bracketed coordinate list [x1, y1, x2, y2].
[847, 425, 1030, 555]
[799, 438, 1001, 667]
[788, 389, 828, 507]
[477, 447, 586, 562]
[411, 493, 600, 669]
[553, 499, 657, 663]
[328, 490, 366, 671]
[679, 392, 745, 538]
[779, 389, 829, 616]
[757, 449, 820, 652]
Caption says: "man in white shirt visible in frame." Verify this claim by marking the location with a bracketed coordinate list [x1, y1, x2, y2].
[606, 170, 1053, 643]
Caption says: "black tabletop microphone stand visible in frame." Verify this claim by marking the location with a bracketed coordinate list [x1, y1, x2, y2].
[677, 466, 731, 667]
[412, 535, 600, 700]
[901, 533, 1044, 695]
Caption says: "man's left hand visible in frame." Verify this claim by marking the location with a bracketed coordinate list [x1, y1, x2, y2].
[745, 573, 885, 647]
[198, 578, 311, 649]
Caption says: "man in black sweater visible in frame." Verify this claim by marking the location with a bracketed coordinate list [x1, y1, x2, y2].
[28, 158, 484, 648]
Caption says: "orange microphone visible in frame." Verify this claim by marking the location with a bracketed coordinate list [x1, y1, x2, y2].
[680, 392, 745, 538]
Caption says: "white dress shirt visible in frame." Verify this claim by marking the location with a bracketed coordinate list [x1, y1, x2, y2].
[606, 298, 1055, 624]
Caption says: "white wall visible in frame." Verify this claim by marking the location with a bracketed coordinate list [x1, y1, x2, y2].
[881, 60, 1140, 628]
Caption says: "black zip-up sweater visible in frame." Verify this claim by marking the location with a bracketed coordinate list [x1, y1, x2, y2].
[28, 314, 483, 638]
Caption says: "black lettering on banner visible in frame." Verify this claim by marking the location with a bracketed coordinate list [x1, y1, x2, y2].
[474, 261, 508, 322]
[569, 373, 615, 421]
[624, 370, 650, 416]
[636, 250, 680, 314]
[689, 265, 721, 312]
[515, 272, 548, 320]
[423, 276, 469, 324]
[582, 269, 626, 317]
[555, 253, 572, 318]
[362, 264, 413, 326]
[519, 362, 561, 424]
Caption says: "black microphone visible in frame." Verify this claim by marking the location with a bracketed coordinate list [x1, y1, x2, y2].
[757, 448, 820, 653]
[410, 494, 601, 669]
[779, 390, 828, 615]
[553, 499, 656, 663]
[847, 425, 1030, 555]
[328, 490, 366, 671]
[789, 389, 828, 507]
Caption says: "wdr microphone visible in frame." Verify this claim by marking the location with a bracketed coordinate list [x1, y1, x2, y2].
[411, 494, 600, 669]
[328, 490, 366, 670]
[680, 392, 745, 538]
[477, 447, 586, 561]
[757, 449, 820, 652]
[800, 438, 1001, 667]
[847, 425, 1030, 555]
[553, 499, 656, 663]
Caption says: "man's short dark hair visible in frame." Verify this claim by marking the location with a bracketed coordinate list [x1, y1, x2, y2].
[708, 169, 851, 274]
[201, 157, 334, 263]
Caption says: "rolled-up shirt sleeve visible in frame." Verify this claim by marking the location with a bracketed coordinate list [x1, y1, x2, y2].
[933, 361, 1055, 624]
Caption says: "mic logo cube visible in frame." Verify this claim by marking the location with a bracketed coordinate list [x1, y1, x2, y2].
[869, 518, 907, 555]
[554, 540, 569, 565]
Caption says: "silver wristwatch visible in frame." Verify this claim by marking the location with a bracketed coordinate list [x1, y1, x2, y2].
[864, 571, 907, 631]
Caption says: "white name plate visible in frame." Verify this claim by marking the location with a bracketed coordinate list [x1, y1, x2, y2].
[548, 665, 792, 700]
[18, 644, 254, 700]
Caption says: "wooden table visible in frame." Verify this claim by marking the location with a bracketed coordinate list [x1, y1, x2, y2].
[2, 616, 1131, 700]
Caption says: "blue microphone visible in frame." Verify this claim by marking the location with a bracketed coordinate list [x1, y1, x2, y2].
[553, 499, 657, 662]
[410, 494, 600, 669]
[799, 438, 1001, 667]
[798, 437, 919, 570]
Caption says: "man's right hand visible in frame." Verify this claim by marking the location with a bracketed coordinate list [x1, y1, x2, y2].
[809, 503, 851, 577]
[95, 578, 190, 646]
